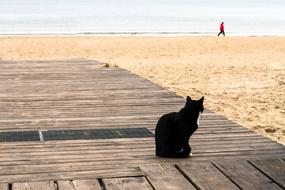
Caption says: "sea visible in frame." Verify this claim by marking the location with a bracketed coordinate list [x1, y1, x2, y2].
[0, 0, 284, 35]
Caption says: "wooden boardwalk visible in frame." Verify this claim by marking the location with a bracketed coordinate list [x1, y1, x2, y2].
[0, 60, 284, 190]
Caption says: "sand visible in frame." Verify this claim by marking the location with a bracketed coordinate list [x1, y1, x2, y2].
[0, 36, 284, 144]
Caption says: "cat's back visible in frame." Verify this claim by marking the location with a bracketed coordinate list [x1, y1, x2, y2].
[156, 112, 177, 128]
[155, 112, 177, 141]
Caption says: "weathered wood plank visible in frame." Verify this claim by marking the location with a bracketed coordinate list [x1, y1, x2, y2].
[0, 184, 8, 190]
[57, 181, 74, 190]
[177, 162, 239, 190]
[0, 138, 282, 156]
[249, 158, 285, 189]
[0, 122, 249, 132]
[0, 160, 143, 177]
[0, 136, 274, 151]
[1, 152, 284, 170]
[0, 135, 270, 148]
[1, 154, 285, 180]
[140, 164, 196, 190]
[214, 160, 283, 190]
[0, 167, 143, 183]
[72, 180, 102, 190]
[0, 145, 284, 168]
[103, 177, 153, 190]
[0, 148, 284, 176]
[0, 140, 278, 158]
[57, 179, 102, 190]
[13, 182, 55, 190]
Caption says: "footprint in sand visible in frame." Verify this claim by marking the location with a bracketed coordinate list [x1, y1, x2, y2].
[265, 128, 277, 133]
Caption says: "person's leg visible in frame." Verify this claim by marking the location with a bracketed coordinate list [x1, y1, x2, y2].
[217, 31, 222, 36]
[223, 31, 225, 36]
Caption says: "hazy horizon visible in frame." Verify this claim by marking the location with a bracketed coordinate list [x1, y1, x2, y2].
[0, 0, 284, 35]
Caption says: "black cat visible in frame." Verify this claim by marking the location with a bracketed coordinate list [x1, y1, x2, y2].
[155, 96, 204, 158]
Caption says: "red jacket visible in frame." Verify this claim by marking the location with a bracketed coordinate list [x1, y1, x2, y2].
[220, 23, 224, 31]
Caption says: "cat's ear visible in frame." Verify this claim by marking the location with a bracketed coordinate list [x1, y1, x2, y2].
[187, 96, 192, 102]
[185, 96, 192, 106]
[199, 96, 204, 104]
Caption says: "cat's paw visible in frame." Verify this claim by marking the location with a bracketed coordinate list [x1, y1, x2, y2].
[189, 152, 193, 157]
[177, 148, 183, 153]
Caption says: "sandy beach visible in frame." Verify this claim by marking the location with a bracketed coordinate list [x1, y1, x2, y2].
[0, 36, 284, 144]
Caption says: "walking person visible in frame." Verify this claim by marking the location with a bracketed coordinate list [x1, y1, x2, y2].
[217, 22, 225, 36]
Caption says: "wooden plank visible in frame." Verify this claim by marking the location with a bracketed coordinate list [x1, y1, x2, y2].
[0, 161, 144, 177]
[103, 177, 153, 190]
[194, 149, 285, 157]
[0, 141, 277, 160]
[0, 167, 143, 183]
[72, 180, 102, 190]
[192, 143, 285, 153]
[0, 141, 280, 158]
[0, 143, 283, 165]
[0, 134, 278, 153]
[0, 183, 8, 190]
[249, 158, 285, 189]
[177, 162, 239, 190]
[57, 179, 102, 190]
[214, 160, 283, 190]
[0, 150, 284, 178]
[0, 135, 274, 150]
[0, 135, 274, 151]
[140, 164, 196, 190]
[0, 141, 282, 161]
[57, 181, 75, 190]
[13, 181, 55, 190]
[0, 121, 251, 132]
[0, 137, 273, 152]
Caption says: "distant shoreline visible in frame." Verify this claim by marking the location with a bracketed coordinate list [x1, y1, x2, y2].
[0, 32, 284, 37]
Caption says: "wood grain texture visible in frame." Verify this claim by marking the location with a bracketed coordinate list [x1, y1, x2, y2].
[177, 162, 239, 190]
[140, 164, 196, 190]
[0, 166, 143, 183]
[103, 177, 153, 190]
[0, 184, 8, 190]
[249, 158, 285, 189]
[57, 181, 75, 190]
[57, 180, 102, 190]
[214, 160, 283, 190]
[13, 182, 55, 190]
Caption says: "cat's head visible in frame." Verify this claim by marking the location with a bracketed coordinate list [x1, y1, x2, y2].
[185, 96, 204, 113]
